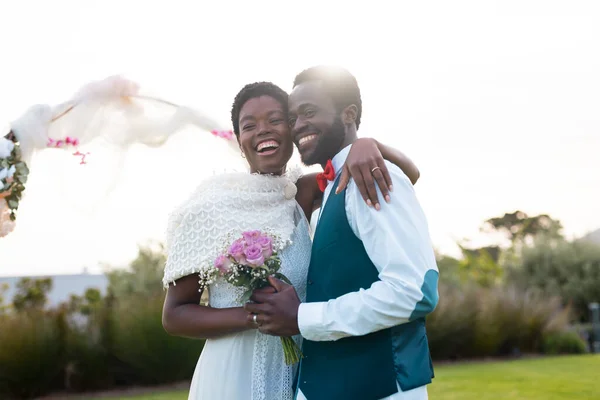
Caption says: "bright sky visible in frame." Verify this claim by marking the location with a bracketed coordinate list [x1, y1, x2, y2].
[1, 1, 599, 276]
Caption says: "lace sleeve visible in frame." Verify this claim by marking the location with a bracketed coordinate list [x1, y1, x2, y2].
[162, 199, 202, 287]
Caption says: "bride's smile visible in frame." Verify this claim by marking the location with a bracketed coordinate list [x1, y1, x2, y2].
[255, 139, 281, 156]
[237, 95, 294, 175]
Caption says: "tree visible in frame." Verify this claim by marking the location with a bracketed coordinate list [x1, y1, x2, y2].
[457, 245, 503, 287]
[12, 277, 53, 311]
[482, 211, 563, 245]
[508, 237, 600, 322]
[105, 243, 166, 299]
[66, 288, 103, 316]
[0, 283, 9, 314]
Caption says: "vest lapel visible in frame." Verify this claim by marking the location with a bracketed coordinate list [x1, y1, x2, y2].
[314, 175, 341, 235]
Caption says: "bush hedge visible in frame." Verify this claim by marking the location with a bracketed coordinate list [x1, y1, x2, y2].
[0, 292, 204, 399]
[426, 284, 585, 360]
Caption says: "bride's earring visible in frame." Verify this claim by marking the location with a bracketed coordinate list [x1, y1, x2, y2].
[241, 151, 246, 159]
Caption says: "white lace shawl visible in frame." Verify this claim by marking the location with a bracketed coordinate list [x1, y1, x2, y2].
[162, 168, 302, 288]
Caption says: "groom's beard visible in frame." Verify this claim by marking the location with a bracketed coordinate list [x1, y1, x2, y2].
[299, 117, 346, 167]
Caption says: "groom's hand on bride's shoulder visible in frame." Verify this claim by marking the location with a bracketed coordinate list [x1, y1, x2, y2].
[244, 276, 301, 337]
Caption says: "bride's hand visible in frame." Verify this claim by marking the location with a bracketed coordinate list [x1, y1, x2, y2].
[337, 138, 392, 210]
[246, 286, 276, 328]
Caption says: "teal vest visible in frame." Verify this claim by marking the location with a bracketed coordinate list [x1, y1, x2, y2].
[297, 178, 434, 400]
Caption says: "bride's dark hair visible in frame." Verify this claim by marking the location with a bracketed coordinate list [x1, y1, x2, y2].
[230, 82, 289, 139]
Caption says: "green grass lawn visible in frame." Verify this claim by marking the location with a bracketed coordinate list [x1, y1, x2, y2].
[428, 355, 600, 400]
[98, 355, 600, 400]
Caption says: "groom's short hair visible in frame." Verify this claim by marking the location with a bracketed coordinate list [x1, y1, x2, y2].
[231, 82, 289, 137]
[293, 65, 362, 129]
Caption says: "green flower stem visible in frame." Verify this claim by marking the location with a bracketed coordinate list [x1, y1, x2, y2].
[281, 336, 303, 365]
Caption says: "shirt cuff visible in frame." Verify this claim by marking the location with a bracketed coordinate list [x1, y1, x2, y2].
[298, 301, 328, 342]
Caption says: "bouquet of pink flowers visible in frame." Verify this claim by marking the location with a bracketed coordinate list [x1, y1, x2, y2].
[200, 230, 301, 365]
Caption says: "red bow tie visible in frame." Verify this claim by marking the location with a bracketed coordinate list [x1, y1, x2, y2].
[316, 160, 336, 192]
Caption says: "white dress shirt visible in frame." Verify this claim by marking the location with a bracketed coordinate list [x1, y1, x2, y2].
[296, 145, 438, 400]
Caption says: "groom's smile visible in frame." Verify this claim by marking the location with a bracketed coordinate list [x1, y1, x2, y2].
[298, 133, 317, 147]
[295, 132, 319, 152]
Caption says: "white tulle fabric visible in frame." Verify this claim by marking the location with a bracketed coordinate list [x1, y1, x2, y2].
[3, 75, 240, 237]
[8, 75, 239, 197]
[9, 76, 237, 161]
[7, 104, 53, 164]
[162, 167, 302, 288]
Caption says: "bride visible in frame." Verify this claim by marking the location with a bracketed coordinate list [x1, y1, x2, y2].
[161, 81, 420, 400]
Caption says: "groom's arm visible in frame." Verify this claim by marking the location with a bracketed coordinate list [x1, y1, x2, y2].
[297, 162, 439, 342]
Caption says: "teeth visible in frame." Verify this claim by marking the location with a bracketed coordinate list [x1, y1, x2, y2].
[299, 134, 317, 145]
[257, 140, 280, 151]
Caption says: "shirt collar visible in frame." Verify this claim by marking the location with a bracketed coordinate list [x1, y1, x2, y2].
[331, 144, 352, 176]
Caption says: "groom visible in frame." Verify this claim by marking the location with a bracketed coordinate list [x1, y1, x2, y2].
[245, 66, 439, 400]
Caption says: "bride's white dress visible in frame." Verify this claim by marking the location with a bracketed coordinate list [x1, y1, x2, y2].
[188, 204, 311, 400]
[162, 169, 311, 400]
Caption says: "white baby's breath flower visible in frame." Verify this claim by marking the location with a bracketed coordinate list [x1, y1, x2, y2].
[0, 138, 15, 159]
[0, 168, 8, 181]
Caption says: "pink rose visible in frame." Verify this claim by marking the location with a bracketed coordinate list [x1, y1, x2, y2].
[244, 243, 265, 267]
[228, 239, 247, 264]
[242, 230, 261, 244]
[214, 254, 231, 274]
[256, 235, 273, 258]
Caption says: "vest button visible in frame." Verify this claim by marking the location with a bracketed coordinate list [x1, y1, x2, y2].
[308, 280, 313, 285]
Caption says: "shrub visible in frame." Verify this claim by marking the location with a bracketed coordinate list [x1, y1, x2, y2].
[508, 237, 600, 322]
[105, 244, 166, 299]
[425, 283, 479, 359]
[541, 331, 587, 355]
[12, 278, 53, 312]
[0, 245, 207, 396]
[110, 293, 204, 384]
[426, 283, 574, 360]
[63, 306, 115, 392]
[0, 311, 66, 399]
[475, 286, 571, 355]
[0, 283, 10, 314]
